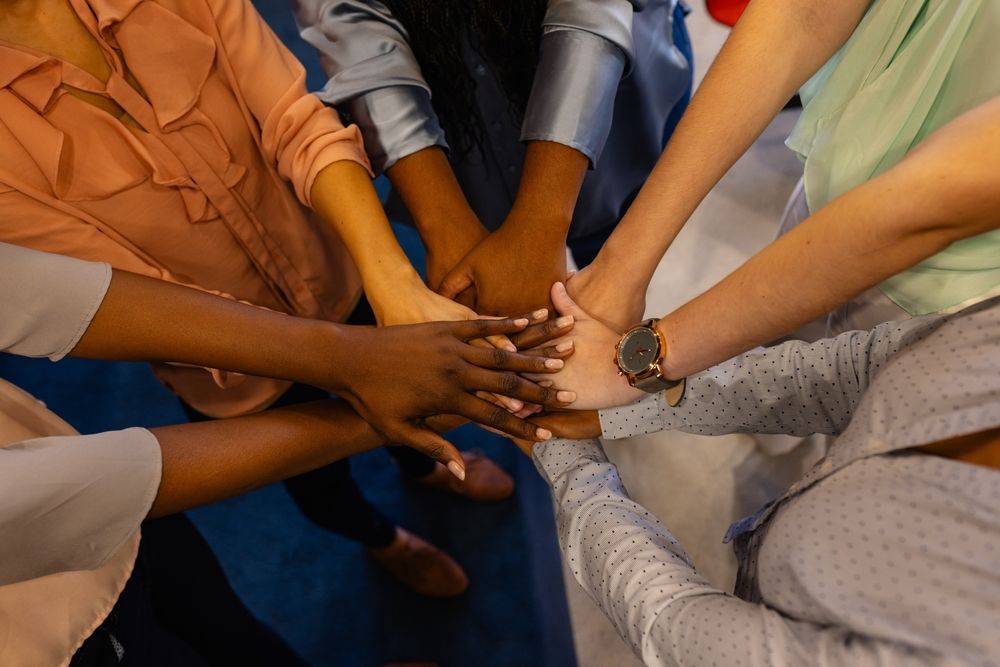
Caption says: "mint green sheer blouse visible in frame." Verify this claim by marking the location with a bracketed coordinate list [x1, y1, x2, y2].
[787, 0, 1000, 315]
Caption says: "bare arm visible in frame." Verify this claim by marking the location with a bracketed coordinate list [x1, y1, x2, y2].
[538, 99, 1000, 409]
[70, 267, 575, 472]
[148, 399, 382, 517]
[657, 97, 1000, 378]
[308, 160, 477, 326]
[571, 0, 871, 328]
[386, 147, 488, 292]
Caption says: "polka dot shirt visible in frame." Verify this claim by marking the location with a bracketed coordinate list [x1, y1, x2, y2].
[535, 297, 1000, 666]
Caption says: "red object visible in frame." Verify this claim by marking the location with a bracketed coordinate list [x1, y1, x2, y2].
[706, 0, 750, 27]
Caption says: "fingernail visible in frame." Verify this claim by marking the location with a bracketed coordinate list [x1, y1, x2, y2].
[539, 380, 554, 388]
[536, 428, 553, 440]
[556, 316, 574, 328]
[532, 309, 548, 320]
[557, 390, 576, 403]
[447, 460, 466, 481]
[556, 341, 574, 352]
[544, 358, 564, 369]
[508, 399, 523, 411]
[513, 318, 529, 327]
[503, 342, 517, 352]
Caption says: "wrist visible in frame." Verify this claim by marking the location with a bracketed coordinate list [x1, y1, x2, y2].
[362, 262, 425, 303]
[653, 317, 683, 381]
[292, 320, 357, 392]
[418, 208, 488, 259]
[596, 236, 655, 291]
[501, 205, 571, 246]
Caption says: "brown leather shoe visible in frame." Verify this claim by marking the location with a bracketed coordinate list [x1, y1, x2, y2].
[369, 528, 468, 598]
[415, 450, 514, 502]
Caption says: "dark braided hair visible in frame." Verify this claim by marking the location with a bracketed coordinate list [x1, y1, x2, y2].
[381, 0, 548, 159]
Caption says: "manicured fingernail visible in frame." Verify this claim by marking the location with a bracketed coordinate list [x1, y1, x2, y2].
[557, 390, 576, 403]
[539, 380, 554, 388]
[544, 358, 564, 369]
[556, 316, 574, 328]
[507, 398, 524, 411]
[532, 309, 548, 320]
[503, 342, 517, 352]
[447, 460, 466, 481]
[556, 341, 574, 352]
[513, 318, 529, 327]
[536, 428, 553, 440]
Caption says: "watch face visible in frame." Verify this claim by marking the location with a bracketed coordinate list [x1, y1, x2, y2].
[617, 327, 660, 374]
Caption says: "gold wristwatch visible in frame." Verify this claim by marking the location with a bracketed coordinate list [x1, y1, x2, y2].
[614, 319, 686, 406]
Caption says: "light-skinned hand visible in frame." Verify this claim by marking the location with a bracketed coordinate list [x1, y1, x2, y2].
[525, 282, 645, 411]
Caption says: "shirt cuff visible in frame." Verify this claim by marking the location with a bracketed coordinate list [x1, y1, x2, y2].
[599, 393, 668, 439]
[342, 86, 448, 174]
[299, 122, 374, 207]
[520, 29, 626, 167]
[542, 0, 636, 65]
[532, 437, 607, 487]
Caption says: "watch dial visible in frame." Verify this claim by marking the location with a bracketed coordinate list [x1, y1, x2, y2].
[617, 328, 659, 374]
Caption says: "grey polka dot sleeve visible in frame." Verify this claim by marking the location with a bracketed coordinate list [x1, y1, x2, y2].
[599, 313, 946, 441]
[532, 438, 962, 666]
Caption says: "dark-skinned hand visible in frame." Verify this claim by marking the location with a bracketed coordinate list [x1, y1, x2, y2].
[507, 410, 602, 456]
[327, 315, 576, 478]
[438, 217, 567, 316]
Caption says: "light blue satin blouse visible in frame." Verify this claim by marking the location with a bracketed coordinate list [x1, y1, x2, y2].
[294, 0, 691, 238]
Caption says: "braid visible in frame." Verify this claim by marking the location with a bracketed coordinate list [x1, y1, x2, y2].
[382, 0, 547, 159]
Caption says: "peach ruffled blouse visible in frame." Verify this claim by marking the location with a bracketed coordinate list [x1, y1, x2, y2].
[0, 0, 371, 416]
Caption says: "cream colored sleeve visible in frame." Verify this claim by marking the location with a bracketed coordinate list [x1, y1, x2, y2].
[0, 242, 111, 360]
[0, 427, 161, 585]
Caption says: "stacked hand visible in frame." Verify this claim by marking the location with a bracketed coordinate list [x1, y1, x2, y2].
[438, 214, 567, 316]
[325, 314, 577, 478]
[524, 282, 646, 410]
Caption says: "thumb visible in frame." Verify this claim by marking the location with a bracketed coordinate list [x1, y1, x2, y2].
[397, 424, 466, 480]
[438, 265, 475, 300]
[551, 281, 587, 319]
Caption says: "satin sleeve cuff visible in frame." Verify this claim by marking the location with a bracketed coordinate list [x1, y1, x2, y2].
[520, 29, 626, 166]
[298, 0, 446, 173]
[542, 0, 637, 65]
[341, 87, 448, 174]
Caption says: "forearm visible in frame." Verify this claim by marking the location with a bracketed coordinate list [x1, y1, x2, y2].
[601, 313, 946, 440]
[387, 147, 486, 257]
[71, 268, 356, 391]
[310, 159, 422, 295]
[508, 140, 589, 241]
[149, 400, 378, 517]
[597, 0, 870, 287]
[658, 99, 1000, 379]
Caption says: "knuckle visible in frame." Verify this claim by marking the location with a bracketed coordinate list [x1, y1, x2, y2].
[424, 442, 446, 460]
[487, 407, 508, 429]
[500, 373, 521, 395]
[490, 348, 510, 368]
